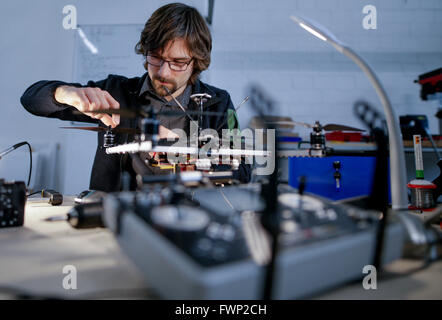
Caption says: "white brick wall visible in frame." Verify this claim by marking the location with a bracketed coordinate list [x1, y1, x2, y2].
[1, 0, 441, 192]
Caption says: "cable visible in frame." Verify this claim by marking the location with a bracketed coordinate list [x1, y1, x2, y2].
[0, 141, 32, 188]
[25, 142, 32, 188]
[215, 96, 249, 132]
[163, 86, 197, 124]
[27, 190, 42, 197]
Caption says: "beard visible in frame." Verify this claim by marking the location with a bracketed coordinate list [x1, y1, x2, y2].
[151, 75, 178, 97]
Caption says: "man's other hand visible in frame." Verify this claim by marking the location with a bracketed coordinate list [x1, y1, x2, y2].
[55, 86, 120, 128]
[158, 125, 179, 140]
[147, 126, 180, 160]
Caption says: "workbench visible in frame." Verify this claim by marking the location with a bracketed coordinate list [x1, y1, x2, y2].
[0, 197, 440, 300]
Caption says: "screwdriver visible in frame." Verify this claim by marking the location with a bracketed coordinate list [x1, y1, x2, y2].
[44, 202, 104, 229]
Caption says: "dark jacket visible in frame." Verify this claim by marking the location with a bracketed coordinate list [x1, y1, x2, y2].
[20, 72, 251, 191]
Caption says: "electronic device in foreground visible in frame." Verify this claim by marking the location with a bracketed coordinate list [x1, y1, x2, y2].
[102, 184, 405, 299]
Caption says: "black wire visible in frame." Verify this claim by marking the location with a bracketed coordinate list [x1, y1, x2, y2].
[4, 141, 33, 188]
[27, 190, 43, 197]
[24, 142, 32, 188]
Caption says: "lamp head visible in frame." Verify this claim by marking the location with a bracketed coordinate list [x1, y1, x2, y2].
[290, 15, 347, 53]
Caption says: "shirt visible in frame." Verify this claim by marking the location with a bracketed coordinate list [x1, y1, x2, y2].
[139, 76, 192, 133]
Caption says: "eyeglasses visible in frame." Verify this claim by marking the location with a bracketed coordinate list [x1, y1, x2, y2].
[146, 55, 193, 72]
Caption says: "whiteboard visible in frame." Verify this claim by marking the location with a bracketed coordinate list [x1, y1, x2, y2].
[73, 24, 145, 84]
[66, 23, 211, 194]
[67, 24, 146, 194]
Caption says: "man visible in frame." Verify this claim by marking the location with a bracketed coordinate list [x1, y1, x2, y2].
[21, 3, 251, 192]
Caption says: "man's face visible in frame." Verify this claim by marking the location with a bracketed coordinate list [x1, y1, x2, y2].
[147, 38, 194, 97]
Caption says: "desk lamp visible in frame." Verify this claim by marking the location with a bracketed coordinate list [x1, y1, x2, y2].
[290, 15, 408, 210]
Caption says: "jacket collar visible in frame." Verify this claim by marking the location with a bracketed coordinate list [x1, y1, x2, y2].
[127, 72, 222, 109]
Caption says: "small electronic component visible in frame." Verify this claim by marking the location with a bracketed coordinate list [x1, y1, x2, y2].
[0, 179, 26, 228]
[41, 189, 63, 206]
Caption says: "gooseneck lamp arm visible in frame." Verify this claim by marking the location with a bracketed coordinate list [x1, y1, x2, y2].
[290, 15, 408, 210]
[341, 46, 408, 210]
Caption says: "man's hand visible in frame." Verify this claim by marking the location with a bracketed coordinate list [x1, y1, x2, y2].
[55, 86, 120, 128]
[147, 125, 180, 161]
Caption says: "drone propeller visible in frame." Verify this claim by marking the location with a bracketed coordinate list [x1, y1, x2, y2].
[60, 127, 190, 146]
[322, 124, 365, 132]
[73, 109, 140, 118]
[60, 126, 140, 134]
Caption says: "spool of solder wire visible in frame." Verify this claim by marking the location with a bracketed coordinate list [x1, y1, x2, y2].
[408, 135, 436, 210]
